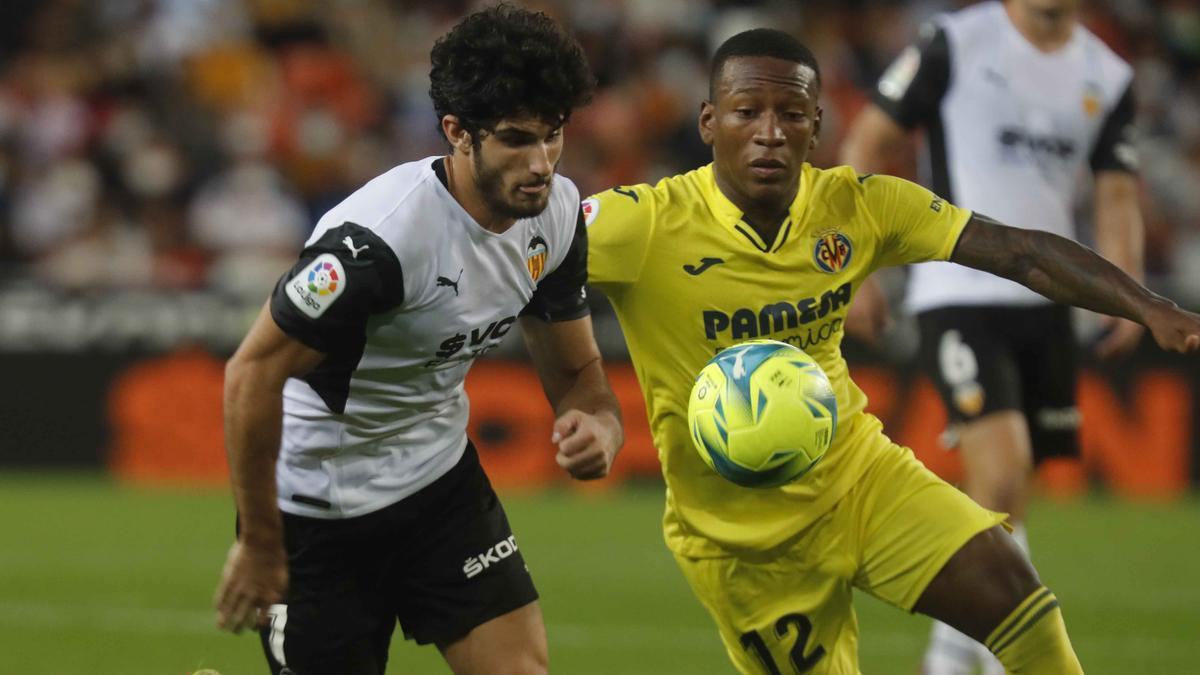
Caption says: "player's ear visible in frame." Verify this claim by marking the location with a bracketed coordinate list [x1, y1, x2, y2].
[441, 115, 473, 155]
[698, 100, 715, 146]
[810, 105, 824, 149]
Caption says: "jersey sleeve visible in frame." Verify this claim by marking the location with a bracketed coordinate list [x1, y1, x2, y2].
[520, 209, 590, 322]
[269, 222, 405, 354]
[873, 23, 952, 130]
[1089, 83, 1138, 174]
[864, 174, 973, 269]
[585, 184, 655, 291]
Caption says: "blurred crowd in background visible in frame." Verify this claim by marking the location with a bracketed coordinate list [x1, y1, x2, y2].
[0, 0, 1198, 308]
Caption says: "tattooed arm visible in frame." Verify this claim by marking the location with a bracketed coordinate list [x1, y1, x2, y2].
[950, 213, 1200, 354]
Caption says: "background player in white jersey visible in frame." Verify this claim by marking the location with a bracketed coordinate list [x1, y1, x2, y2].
[212, 6, 623, 674]
[841, 1, 1142, 672]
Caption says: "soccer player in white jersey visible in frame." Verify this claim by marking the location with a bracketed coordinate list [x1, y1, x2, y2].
[842, 1, 1143, 672]
[212, 6, 623, 674]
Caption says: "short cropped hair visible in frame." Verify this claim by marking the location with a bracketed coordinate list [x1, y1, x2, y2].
[710, 28, 822, 98]
[429, 3, 596, 146]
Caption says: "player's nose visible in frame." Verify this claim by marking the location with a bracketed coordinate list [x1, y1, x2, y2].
[753, 113, 786, 147]
[528, 142, 554, 178]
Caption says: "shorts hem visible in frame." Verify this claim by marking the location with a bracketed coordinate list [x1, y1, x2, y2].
[408, 591, 540, 647]
[899, 510, 1010, 612]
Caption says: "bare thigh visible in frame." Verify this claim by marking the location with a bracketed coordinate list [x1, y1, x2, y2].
[912, 525, 1041, 643]
[439, 601, 548, 675]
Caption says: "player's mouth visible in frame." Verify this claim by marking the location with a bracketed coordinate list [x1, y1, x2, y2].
[518, 180, 550, 195]
[749, 158, 787, 178]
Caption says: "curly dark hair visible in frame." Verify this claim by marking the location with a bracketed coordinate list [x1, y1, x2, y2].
[429, 3, 595, 147]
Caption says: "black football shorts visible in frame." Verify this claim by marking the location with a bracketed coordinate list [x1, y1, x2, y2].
[257, 441, 538, 675]
[916, 304, 1080, 462]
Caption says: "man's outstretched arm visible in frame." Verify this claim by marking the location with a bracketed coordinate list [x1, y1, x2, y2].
[951, 213, 1200, 353]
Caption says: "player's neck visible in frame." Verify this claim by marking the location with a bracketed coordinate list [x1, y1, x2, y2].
[714, 174, 794, 244]
[741, 212, 788, 244]
[445, 154, 517, 234]
[1004, 1, 1077, 53]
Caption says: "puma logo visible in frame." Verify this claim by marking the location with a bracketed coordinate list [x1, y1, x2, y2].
[343, 236, 369, 259]
[683, 257, 724, 276]
[437, 269, 463, 296]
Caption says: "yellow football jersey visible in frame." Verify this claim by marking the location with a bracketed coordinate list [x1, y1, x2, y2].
[586, 163, 972, 558]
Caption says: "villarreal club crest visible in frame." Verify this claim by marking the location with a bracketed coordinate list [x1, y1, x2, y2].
[813, 230, 852, 274]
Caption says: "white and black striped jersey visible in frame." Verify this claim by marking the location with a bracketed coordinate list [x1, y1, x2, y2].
[873, 1, 1137, 312]
[268, 157, 588, 519]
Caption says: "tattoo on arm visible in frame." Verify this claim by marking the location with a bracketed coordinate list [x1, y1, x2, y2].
[950, 213, 1168, 323]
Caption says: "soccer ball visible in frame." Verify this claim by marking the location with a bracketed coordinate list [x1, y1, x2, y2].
[687, 339, 838, 488]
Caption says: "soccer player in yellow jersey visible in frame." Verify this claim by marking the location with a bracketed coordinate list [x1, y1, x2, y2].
[585, 29, 1200, 675]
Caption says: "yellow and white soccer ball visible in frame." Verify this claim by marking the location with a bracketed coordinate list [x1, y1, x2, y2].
[687, 339, 838, 488]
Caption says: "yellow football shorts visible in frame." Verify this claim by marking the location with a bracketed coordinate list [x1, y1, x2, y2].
[673, 440, 1008, 675]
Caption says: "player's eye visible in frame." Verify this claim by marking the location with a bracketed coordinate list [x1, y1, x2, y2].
[784, 111, 807, 122]
[735, 108, 756, 118]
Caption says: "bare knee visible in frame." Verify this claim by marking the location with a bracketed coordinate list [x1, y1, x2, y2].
[957, 412, 1034, 518]
[913, 526, 1041, 642]
[971, 464, 1029, 516]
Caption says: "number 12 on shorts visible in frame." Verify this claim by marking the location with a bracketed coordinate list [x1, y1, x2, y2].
[739, 613, 826, 674]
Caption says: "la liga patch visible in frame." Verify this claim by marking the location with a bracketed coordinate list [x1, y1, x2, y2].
[581, 197, 599, 226]
[286, 253, 347, 318]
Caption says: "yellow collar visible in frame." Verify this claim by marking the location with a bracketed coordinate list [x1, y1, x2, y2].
[699, 163, 812, 253]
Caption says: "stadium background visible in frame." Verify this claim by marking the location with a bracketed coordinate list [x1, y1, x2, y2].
[1, 0, 1197, 673]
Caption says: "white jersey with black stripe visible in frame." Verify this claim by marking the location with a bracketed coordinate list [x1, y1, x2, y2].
[268, 157, 588, 519]
[874, 1, 1137, 311]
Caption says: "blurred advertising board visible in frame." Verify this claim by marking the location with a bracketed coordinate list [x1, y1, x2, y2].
[1, 288, 1195, 497]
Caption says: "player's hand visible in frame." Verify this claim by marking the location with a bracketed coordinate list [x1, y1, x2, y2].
[552, 409, 623, 480]
[1093, 316, 1145, 360]
[213, 539, 288, 634]
[843, 276, 891, 347]
[1141, 301, 1200, 354]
